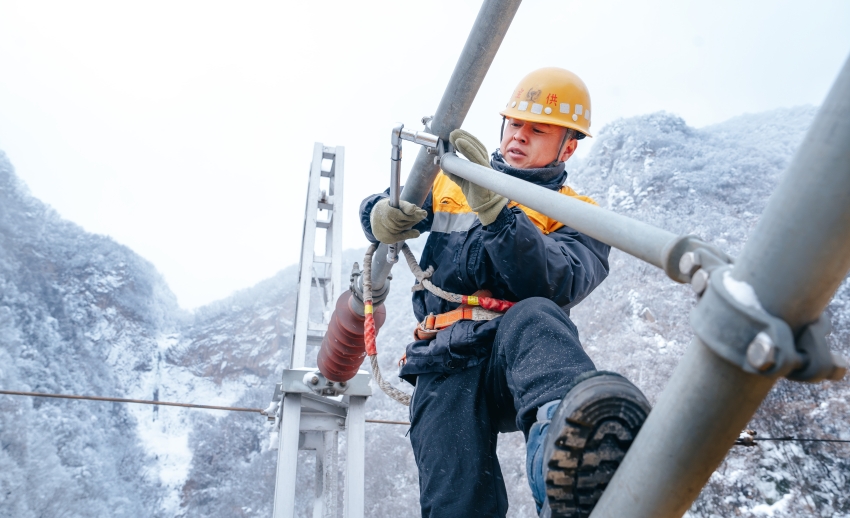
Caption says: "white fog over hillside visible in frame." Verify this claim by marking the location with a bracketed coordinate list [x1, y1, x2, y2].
[1, 106, 848, 517]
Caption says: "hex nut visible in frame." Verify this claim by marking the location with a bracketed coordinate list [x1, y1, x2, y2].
[339, 381, 347, 388]
[310, 376, 319, 385]
[747, 332, 777, 371]
[690, 269, 710, 295]
[679, 251, 701, 277]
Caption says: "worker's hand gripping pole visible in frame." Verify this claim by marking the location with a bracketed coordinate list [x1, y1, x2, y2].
[387, 123, 440, 264]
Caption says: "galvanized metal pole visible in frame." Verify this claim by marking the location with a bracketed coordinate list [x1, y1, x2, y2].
[291, 143, 325, 368]
[273, 393, 303, 518]
[322, 431, 339, 518]
[438, 154, 679, 269]
[344, 396, 367, 518]
[369, 0, 523, 291]
[590, 53, 850, 518]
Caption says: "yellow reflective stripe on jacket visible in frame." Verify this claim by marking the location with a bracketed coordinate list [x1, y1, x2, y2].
[432, 172, 598, 235]
[432, 173, 476, 233]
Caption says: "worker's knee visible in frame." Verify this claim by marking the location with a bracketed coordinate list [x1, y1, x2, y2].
[496, 297, 580, 353]
[502, 297, 572, 329]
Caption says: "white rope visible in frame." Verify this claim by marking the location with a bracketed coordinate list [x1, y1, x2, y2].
[369, 355, 411, 406]
[363, 244, 412, 406]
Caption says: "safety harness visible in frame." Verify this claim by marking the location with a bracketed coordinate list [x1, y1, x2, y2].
[363, 176, 600, 406]
[361, 243, 516, 405]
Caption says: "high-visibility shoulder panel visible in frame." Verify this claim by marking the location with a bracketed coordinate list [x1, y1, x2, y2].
[432, 171, 598, 234]
[509, 185, 598, 234]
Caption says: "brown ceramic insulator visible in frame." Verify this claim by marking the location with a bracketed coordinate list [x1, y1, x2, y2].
[316, 291, 386, 382]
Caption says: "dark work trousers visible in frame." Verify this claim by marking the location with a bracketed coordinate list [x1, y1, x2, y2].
[409, 297, 597, 518]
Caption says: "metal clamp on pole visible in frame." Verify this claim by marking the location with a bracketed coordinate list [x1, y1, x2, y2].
[690, 265, 847, 382]
[349, 261, 390, 311]
[387, 122, 440, 264]
[661, 234, 733, 285]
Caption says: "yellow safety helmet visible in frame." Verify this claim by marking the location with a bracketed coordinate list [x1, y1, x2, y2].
[499, 67, 592, 138]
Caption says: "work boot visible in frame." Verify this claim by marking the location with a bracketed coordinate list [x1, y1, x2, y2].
[526, 371, 651, 518]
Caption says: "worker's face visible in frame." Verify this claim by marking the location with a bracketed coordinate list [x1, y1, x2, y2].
[499, 118, 578, 169]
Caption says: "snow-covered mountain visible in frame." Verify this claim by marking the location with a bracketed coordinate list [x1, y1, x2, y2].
[1, 105, 848, 517]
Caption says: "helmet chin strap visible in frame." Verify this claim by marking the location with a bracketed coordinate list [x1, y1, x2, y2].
[548, 128, 571, 168]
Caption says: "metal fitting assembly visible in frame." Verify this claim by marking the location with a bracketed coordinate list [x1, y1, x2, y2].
[746, 332, 777, 371]
[691, 266, 846, 382]
[299, 370, 367, 397]
[678, 251, 700, 277]
[387, 122, 441, 264]
[690, 269, 710, 296]
[662, 235, 733, 285]
[349, 262, 391, 311]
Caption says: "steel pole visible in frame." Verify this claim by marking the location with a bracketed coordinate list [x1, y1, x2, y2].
[590, 53, 850, 518]
[369, 0, 523, 291]
[439, 154, 679, 268]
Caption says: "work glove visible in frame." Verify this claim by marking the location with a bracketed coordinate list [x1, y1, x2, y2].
[447, 129, 508, 226]
[369, 198, 428, 244]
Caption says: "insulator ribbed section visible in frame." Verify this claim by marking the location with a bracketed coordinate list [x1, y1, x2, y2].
[316, 291, 386, 382]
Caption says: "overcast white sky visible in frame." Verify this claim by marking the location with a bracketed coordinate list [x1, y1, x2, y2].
[1, 0, 848, 309]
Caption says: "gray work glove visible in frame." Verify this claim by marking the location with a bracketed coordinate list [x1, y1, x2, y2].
[369, 198, 427, 244]
[447, 129, 508, 226]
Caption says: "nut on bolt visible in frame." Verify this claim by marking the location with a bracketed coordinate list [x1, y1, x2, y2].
[679, 251, 701, 277]
[747, 332, 777, 371]
[310, 376, 319, 385]
[690, 269, 710, 295]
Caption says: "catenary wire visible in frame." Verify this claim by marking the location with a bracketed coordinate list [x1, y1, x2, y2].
[9, 390, 850, 438]
[0, 389, 410, 425]
[737, 436, 850, 444]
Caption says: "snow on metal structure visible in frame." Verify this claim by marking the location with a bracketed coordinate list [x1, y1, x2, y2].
[270, 143, 372, 518]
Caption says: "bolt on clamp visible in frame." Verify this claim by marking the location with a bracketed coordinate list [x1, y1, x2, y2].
[690, 265, 846, 383]
[301, 371, 350, 397]
[661, 234, 734, 288]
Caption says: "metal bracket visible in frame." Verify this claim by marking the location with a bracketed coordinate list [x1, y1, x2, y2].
[787, 314, 848, 382]
[421, 115, 434, 134]
[661, 234, 733, 285]
[690, 265, 846, 382]
[273, 368, 373, 398]
[350, 262, 391, 313]
[432, 137, 453, 167]
[691, 266, 800, 377]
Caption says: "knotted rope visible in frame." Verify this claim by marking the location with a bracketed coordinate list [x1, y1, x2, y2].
[362, 242, 517, 406]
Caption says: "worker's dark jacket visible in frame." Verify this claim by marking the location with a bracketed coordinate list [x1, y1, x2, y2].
[360, 152, 610, 383]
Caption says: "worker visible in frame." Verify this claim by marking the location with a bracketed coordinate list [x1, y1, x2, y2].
[360, 68, 651, 518]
